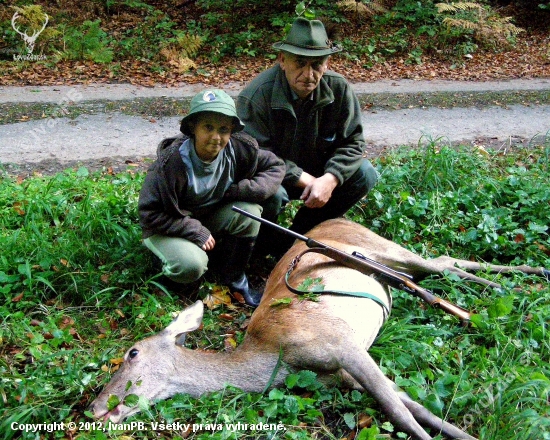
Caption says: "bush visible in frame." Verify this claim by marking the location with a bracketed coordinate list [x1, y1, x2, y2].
[57, 19, 113, 63]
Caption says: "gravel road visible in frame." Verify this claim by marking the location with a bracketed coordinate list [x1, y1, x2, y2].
[1, 78, 549, 175]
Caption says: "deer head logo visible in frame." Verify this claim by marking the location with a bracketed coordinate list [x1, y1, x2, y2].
[11, 11, 49, 55]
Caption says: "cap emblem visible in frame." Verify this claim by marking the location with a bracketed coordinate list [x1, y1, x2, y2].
[202, 91, 217, 102]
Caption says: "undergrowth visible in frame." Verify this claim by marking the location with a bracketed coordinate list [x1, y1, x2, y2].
[0, 145, 549, 439]
[1, 0, 543, 74]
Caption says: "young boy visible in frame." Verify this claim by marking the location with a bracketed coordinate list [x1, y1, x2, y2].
[138, 89, 285, 307]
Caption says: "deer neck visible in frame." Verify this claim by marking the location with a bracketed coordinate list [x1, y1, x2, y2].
[170, 342, 285, 397]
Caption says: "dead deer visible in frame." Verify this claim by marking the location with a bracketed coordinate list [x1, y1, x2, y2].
[90, 218, 549, 440]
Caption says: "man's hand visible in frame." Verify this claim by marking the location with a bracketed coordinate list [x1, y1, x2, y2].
[202, 234, 216, 251]
[298, 172, 339, 208]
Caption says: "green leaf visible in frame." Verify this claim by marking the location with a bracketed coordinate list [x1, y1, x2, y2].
[343, 412, 356, 429]
[123, 394, 139, 407]
[137, 395, 150, 412]
[469, 313, 488, 329]
[285, 370, 320, 390]
[270, 297, 292, 307]
[77, 167, 90, 177]
[487, 295, 515, 318]
[107, 394, 120, 411]
[285, 373, 299, 389]
[297, 276, 325, 292]
[528, 222, 548, 233]
[303, 8, 316, 20]
[268, 388, 285, 401]
[284, 396, 299, 413]
[357, 426, 380, 440]
[263, 401, 278, 418]
[424, 393, 444, 415]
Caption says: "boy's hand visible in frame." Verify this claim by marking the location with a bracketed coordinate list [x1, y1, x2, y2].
[202, 235, 216, 251]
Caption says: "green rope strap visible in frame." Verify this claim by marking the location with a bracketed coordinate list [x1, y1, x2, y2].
[284, 248, 390, 316]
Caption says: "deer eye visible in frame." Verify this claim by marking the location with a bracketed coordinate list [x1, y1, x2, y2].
[128, 348, 139, 359]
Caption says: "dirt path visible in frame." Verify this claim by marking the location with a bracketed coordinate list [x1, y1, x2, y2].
[1, 78, 549, 176]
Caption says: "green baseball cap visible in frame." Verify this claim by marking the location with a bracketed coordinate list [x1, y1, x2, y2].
[180, 89, 244, 135]
[272, 17, 342, 57]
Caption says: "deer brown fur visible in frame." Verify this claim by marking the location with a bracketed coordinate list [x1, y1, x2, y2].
[90, 218, 549, 439]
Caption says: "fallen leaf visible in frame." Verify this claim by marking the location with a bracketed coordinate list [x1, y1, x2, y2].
[11, 292, 24, 302]
[358, 413, 373, 429]
[231, 291, 245, 304]
[203, 285, 232, 310]
[59, 316, 75, 329]
[224, 336, 237, 351]
[110, 357, 124, 365]
[13, 202, 25, 215]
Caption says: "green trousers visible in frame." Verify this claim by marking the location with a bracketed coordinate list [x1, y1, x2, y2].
[144, 201, 262, 284]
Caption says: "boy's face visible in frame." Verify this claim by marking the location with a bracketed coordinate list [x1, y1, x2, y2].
[278, 52, 329, 99]
[190, 112, 233, 162]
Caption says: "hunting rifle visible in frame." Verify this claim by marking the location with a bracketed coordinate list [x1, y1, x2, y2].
[233, 206, 471, 322]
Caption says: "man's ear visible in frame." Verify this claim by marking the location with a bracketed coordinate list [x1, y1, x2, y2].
[277, 52, 286, 68]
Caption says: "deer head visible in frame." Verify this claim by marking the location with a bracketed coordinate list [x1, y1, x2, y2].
[11, 11, 49, 55]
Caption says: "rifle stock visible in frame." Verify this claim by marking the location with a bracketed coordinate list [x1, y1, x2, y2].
[232, 206, 471, 321]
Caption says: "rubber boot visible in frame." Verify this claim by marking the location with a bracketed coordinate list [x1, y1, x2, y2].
[218, 236, 263, 307]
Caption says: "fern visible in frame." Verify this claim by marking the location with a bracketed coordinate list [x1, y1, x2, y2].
[436, 1, 524, 48]
[337, 0, 387, 17]
[174, 33, 203, 59]
[159, 33, 203, 73]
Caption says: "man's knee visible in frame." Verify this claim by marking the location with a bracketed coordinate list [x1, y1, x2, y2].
[362, 159, 379, 192]
[346, 159, 378, 195]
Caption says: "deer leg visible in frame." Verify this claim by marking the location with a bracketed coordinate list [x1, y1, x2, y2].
[327, 369, 477, 439]
[390, 380, 477, 440]
[339, 347, 432, 440]
[418, 256, 550, 287]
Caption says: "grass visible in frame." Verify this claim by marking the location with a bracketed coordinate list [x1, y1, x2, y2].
[0, 143, 549, 440]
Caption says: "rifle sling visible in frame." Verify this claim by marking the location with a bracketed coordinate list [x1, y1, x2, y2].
[285, 248, 391, 315]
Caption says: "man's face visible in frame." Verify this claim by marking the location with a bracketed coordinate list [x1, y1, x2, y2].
[278, 52, 329, 99]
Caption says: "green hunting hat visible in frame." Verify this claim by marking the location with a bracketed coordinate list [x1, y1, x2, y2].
[180, 89, 244, 135]
[272, 17, 342, 57]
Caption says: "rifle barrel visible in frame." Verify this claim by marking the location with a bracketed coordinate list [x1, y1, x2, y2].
[232, 206, 310, 243]
[232, 206, 471, 321]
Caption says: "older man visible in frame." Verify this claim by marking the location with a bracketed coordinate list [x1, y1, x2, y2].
[237, 17, 378, 256]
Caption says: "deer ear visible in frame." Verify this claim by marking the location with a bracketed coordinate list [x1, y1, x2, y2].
[165, 300, 204, 342]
